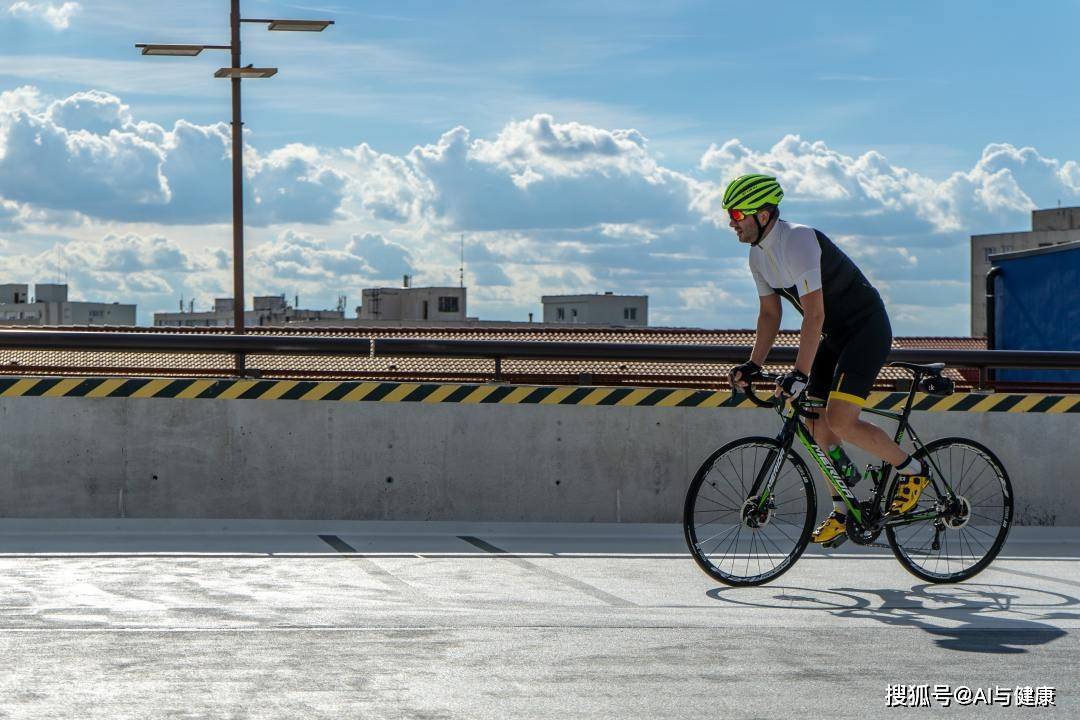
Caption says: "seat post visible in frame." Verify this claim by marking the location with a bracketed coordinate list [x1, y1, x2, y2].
[899, 370, 922, 419]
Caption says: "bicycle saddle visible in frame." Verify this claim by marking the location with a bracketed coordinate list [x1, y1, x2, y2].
[889, 361, 945, 375]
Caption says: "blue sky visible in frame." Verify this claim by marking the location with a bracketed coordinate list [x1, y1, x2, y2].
[1, 0, 1079, 332]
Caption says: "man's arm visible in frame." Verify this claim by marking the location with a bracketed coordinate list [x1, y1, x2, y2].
[793, 289, 825, 375]
[750, 293, 782, 366]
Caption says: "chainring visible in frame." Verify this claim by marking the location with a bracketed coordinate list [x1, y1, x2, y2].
[845, 503, 884, 546]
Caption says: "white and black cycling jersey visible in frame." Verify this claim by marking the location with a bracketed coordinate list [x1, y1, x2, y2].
[749, 219, 884, 334]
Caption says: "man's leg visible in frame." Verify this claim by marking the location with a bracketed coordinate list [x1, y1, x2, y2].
[805, 342, 850, 547]
[823, 400, 906, 466]
[805, 340, 843, 451]
[824, 312, 931, 513]
[822, 314, 907, 466]
[824, 399, 931, 512]
[806, 406, 842, 449]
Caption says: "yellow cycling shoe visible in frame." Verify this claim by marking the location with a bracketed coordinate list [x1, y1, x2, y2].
[890, 475, 931, 514]
[811, 511, 847, 548]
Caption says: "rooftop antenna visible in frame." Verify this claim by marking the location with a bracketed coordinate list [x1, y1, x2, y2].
[460, 234, 465, 289]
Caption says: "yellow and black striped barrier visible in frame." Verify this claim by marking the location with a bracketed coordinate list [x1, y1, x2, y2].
[0, 377, 1077, 413]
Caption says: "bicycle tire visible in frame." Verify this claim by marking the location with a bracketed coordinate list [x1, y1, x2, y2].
[684, 436, 816, 587]
[886, 437, 1013, 584]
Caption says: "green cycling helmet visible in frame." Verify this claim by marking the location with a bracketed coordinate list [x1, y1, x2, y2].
[722, 174, 784, 211]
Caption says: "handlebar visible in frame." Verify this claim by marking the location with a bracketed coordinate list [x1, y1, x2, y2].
[735, 371, 783, 409]
[732, 371, 820, 419]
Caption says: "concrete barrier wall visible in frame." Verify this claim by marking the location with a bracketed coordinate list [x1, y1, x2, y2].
[0, 386, 1076, 524]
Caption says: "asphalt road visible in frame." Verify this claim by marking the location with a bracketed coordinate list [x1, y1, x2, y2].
[0, 520, 1074, 719]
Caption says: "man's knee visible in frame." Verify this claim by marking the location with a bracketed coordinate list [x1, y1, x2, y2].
[825, 401, 860, 437]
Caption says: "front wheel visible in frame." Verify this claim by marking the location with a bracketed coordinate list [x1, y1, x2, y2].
[886, 437, 1013, 583]
[684, 436, 816, 587]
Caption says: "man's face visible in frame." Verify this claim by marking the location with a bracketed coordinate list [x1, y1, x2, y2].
[728, 209, 767, 244]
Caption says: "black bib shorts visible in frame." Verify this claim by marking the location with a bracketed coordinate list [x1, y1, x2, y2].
[806, 309, 893, 407]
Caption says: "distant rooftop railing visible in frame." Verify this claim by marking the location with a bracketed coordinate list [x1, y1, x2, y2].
[0, 325, 1076, 392]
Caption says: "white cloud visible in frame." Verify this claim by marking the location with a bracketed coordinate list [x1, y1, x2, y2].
[697, 134, 1080, 236]
[345, 232, 416, 279]
[341, 142, 432, 223]
[7, 1, 80, 30]
[0, 197, 22, 229]
[40, 232, 203, 275]
[408, 114, 702, 231]
[46, 89, 133, 135]
[5, 87, 1080, 334]
[250, 144, 349, 226]
[679, 282, 743, 311]
[0, 85, 43, 115]
[0, 90, 348, 225]
[0, 232, 205, 311]
[248, 230, 415, 287]
[0, 103, 169, 216]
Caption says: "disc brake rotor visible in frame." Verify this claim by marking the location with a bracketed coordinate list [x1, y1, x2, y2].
[943, 495, 972, 529]
[741, 497, 774, 529]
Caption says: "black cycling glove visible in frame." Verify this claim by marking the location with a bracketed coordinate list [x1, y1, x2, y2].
[729, 360, 761, 390]
[776, 369, 809, 399]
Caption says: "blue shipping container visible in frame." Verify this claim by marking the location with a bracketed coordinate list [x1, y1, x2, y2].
[991, 240, 1080, 383]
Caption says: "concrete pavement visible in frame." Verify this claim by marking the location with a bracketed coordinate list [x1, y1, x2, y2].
[0, 521, 1075, 718]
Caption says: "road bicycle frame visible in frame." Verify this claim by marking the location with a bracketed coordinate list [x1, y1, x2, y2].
[746, 377, 958, 531]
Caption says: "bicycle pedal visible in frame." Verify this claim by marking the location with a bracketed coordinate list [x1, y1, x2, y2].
[821, 536, 848, 550]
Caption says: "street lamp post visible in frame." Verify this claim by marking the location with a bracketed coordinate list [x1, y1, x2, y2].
[136, 2, 333, 375]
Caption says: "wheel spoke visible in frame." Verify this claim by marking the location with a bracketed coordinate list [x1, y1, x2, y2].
[697, 522, 739, 551]
[685, 440, 815, 585]
[758, 527, 788, 558]
[966, 486, 1004, 509]
[767, 516, 800, 546]
[700, 472, 744, 510]
[694, 496, 739, 512]
[725, 454, 748, 499]
[963, 523, 998, 540]
[885, 440, 1011, 582]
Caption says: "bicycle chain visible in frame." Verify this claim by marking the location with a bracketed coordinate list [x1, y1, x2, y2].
[828, 540, 892, 551]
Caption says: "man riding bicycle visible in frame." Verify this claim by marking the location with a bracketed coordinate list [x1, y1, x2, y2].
[724, 173, 930, 548]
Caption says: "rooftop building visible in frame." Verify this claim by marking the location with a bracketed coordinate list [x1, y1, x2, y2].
[153, 295, 344, 328]
[357, 284, 468, 322]
[0, 283, 136, 326]
[542, 293, 648, 326]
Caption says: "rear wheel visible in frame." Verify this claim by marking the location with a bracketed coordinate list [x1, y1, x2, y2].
[886, 437, 1012, 583]
[684, 437, 816, 587]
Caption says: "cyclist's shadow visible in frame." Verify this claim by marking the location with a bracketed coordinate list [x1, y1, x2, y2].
[707, 583, 1077, 654]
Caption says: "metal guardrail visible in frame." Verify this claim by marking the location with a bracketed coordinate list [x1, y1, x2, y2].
[2, 329, 1079, 389]
[0, 330, 373, 356]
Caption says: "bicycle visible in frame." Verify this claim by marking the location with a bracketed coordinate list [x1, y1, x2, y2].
[683, 362, 1013, 586]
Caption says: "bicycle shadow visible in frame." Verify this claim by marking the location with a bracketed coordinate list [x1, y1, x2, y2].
[707, 583, 1077, 654]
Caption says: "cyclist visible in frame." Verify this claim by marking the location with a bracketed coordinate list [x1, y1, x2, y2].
[723, 174, 930, 548]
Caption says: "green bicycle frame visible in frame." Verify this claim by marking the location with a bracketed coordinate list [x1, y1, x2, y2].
[752, 391, 958, 528]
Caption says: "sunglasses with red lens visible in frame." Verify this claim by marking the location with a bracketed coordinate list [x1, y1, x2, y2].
[727, 208, 758, 222]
